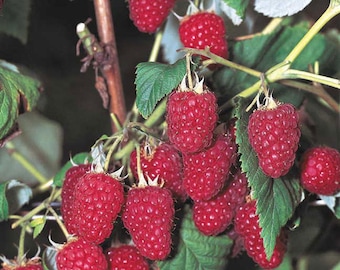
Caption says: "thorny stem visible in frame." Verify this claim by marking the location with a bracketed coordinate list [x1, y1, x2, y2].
[11, 189, 62, 229]
[5, 142, 49, 184]
[93, 0, 127, 132]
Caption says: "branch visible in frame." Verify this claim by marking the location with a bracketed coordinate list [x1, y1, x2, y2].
[93, 0, 127, 132]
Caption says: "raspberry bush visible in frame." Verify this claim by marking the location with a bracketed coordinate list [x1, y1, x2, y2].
[0, 0, 340, 269]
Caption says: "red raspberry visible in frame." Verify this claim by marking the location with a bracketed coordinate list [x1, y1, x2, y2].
[192, 188, 233, 236]
[105, 245, 149, 270]
[56, 238, 108, 270]
[122, 185, 175, 260]
[73, 172, 125, 244]
[61, 164, 91, 234]
[234, 201, 287, 269]
[248, 101, 300, 178]
[128, 0, 176, 33]
[192, 168, 248, 236]
[130, 142, 187, 202]
[183, 134, 237, 201]
[166, 79, 218, 154]
[179, 11, 228, 59]
[300, 146, 340, 195]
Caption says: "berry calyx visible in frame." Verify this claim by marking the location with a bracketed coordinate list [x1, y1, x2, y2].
[0, 257, 43, 270]
[248, 99, 300, 178]
[300, 146, 340, 195]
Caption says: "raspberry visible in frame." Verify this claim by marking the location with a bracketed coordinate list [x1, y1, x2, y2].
[56, 238, 108, 270]
[192, 187, 233, 236]
[122, 185, 175, 260]
[179, 11, 228, 59]
[192, 168, 248, 236]
[73, 171, 125, 244]
[128, 0, 176, 33]
[105, 245, 149, 270]
[300, 146, 340, 195]
[61, 164, 91, 234]
[248, 100, 300, 178]
[234, 201, 287, 269]
[130, 142, 187, 202]
[166, 77, 218, 154]
[183, 134, 237, 201]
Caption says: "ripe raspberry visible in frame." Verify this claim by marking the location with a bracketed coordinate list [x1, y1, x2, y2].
[105, 245, 149, 270]
[192, 168, 248, 236]
[192, 188, 233, 236]
[122, 185, 175, 260]
[61, 164, 91, 234]
[179, 11, 228, 59]
[166, 77, 218, 154]
[300, 146, 340, 195]
[248, 100, 300, 178]
[130, 142, 187, 202]
[73, 172, 125, 244]
[183, 134, 237, 201]
[56, 238, 108, 270]
[234, 201, 287, 269]
[128, 0, 176, 33]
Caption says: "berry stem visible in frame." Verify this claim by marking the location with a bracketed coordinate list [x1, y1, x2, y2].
[5, 142, 49, 184]
[11, 189, 62, 229]
[47, 205, 70, 240]
[93, 0, 127, 132]
[279, 69, 340, 89]
[17, 222, 27, 264]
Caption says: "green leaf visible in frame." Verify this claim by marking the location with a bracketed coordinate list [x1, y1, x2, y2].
[212, 24, 339, 106]
[221, 0, 250, 19]
[0, 0, 31, 44]
[0, 62, 41, 142]
[135, 58, 186, 118]
[53, 152, 91, 187]
[30, 216, 46, 238]
[234, 97, 301, 260]
[0, 179, 32, 221]
[158, 206, 232, 270]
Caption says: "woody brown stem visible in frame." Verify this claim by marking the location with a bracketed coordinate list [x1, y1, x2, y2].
[93, 0, 127, 132]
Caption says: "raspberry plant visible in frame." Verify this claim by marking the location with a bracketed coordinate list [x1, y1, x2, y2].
[1, 0, 340, 269]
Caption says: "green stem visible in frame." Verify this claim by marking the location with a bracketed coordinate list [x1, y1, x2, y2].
[149, 30, 164, 62]
[5, 142, 48, 184]
[284, 0, 340, 63]
[47, 205, 69, 240]
[76, 22, 103, 56]
[18, 223, 27, 263]
[280, 69, 340, 89]
[32, 180, 53, 196]
[11, 189, 62, 229]
[185, 48, 262, 78]
[280, 80, 340, 112]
